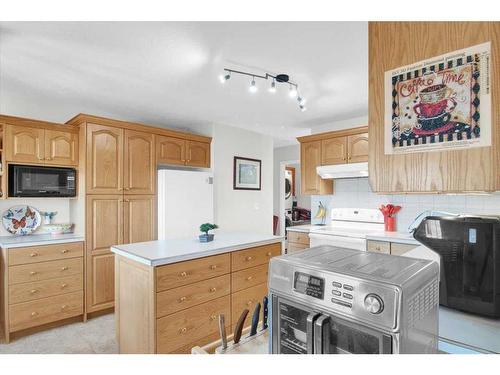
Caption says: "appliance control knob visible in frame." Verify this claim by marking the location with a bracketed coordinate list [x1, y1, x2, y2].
[364, 294, 384, 314]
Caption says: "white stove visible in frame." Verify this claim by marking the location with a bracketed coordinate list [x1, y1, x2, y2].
[308, 208, 384, 251]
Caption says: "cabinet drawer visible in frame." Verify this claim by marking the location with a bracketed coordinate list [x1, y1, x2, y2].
[231, 282, 268, 331]
[8, 242, 84, 266]
[231, 263, 269, 293]
[156, 253, 230, 292]
[366, 240, 390, 254]
[390, 242, 417, 256]
[9, 274, 83, 304]
[9, 257, 83, 285]
[231, 243, 281, 272]
[9, 291, 83, 332]
[156, 295, 230, 353]
[287, 231, 310, 245]
[288, 243, 309, 254]
[156, 274, 230, 318]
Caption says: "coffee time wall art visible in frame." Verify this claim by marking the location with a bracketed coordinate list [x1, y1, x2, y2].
[384, 42, 491, 154]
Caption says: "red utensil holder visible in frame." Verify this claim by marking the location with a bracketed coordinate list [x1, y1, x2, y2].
[385, 216, 396, 232]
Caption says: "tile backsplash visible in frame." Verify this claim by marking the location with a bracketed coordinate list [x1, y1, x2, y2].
[315, 178, 500, 232]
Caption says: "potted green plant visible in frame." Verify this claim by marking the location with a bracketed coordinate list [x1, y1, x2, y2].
[199, 223, 218, 242]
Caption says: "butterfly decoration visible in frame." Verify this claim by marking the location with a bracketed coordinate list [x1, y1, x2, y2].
[2, 205, 41, 235]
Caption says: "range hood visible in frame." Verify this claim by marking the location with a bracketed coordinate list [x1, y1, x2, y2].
[316, 162, 369, 179]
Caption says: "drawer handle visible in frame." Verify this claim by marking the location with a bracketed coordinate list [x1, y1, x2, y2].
[178, 296, 187, 303]
[209, 287, 217, 293]
[210, 265, 217, 270]
[246, 300, 253, 306]
[30, 252, 39, 257]
[29, 271, 37, 276]
[30, 289, 39, 294]
[61, 249, 69, 254]
[246, 276, 253, 281]
[210, 315, 217, 321]
[179, 327, 187, 334]
[61, 266, 69, 271]
[266, 252, 272, 257]
[245, 256, 253, 261]
[375, 247, 381, 251]
[31, 311, 38, 317]
[61, 283, 68, 289]
[179, 271, 187, 277]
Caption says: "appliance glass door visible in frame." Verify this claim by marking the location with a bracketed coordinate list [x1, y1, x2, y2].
[309, 233, 366, 251]
[9, 165, 76, 197]
[316, 314, 393, 354]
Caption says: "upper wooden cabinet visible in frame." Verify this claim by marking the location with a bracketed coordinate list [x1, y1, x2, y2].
[5, 124, 78, 166]
[124, 130, 155, 194]
[86, 124, 124, 194]
[347, 133, 369, 163]
[156, 136, 210, 168]
[321, 137, 347, 165]
[300, 141, 333, 195]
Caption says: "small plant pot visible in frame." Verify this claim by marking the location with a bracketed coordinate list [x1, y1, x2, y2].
[199, 234, 215, 243]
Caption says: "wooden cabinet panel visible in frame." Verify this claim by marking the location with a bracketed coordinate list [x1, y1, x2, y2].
[185, 141, 210, 168]
[9, 258, 83, 285]
[8, 242, 83, 266]
[89, 253, 115, 311]
[321, 137, 347, 165]
[86, 195, 123, 254]
[287, 243, 309, 254]
[156, 295, 230, 353]
[5, 125, 45, 163]
[156, 136, 186, 166]
[156, 274, 230, 318]
[156, 253, 230, 292]
[287, 231, 310, 246]
[301, 141, 333, 195]
[231, 283, 268, 331]
[123, 195, 156, 244]
[44, 130, 78, 166]
[347, 133, 369, 163]
[231, 263, 269, 293]
[124, 130, 155, 194]
[390, 242, 417, 256]
[231, 243, 281, 272]
[9, 274, 83, 304]
[9, 291, 83, 332]
[86, 124, 123, 194]
[366, 240, 390, 254]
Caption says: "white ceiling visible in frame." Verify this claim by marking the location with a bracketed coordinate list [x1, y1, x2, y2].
[0, 22, 368, 146]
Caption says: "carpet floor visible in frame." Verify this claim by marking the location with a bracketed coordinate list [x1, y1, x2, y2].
[0, 314, 118, 354]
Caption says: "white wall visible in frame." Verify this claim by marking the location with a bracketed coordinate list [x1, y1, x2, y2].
[212, 123, 274, 235]
[0, 198, 71, 236]
[311, 115, 368, 134]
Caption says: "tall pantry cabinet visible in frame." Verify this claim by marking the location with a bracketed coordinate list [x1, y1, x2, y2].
[75, 117, 157, 314]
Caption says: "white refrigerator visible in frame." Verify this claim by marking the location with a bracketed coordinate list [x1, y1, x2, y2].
[157, 169, 214, 240]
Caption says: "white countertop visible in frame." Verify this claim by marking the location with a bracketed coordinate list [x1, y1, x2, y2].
[111, 232, 284, 266]
[286, 224, 317, 233]
[0, 233, 85, 249]
[365, 231, 420, 245]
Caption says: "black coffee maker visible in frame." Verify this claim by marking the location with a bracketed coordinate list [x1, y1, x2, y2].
[413, 214, 500, 318]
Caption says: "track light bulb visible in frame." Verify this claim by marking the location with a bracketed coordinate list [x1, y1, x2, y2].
[220, 71, 231, 83]
[297, 96, 306, 105]
[249, 77, 258, 93]
[289, 85, 298, 98]
[299, 104, 307, 112]
[269, 79, 276, 93]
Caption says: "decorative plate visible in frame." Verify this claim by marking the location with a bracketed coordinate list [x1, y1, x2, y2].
[2, 205, 41, 236]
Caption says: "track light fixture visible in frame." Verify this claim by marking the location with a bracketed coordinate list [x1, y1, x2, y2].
[219, 68, 306, 112]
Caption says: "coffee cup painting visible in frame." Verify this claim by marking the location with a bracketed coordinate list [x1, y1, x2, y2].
[384, 42, 491, 154]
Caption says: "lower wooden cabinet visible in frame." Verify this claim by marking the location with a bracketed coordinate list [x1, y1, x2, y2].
[89, 253, 115, 311]
[366, 240, 418, 255]
[231, 282, 268, 332]
[287, 230, 310, 254]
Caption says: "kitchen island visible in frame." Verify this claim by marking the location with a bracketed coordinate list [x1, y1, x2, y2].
[111, 233, 283, 354]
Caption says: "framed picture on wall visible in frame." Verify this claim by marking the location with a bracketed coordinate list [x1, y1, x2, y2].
[233, 156, 261, 190]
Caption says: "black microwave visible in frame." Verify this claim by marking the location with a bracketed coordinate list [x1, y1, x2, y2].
[8, 164, 77, 197]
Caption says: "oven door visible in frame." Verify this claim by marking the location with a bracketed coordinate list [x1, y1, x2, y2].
[314, 313, 393, 354]
[309, 233, 366, 251]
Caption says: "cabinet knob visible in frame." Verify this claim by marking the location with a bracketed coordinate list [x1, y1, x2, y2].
[266, 252, 272, 257]
[245, 256, 253, 261]
[247, 300, 253, 306]
[179, 271, 187, 277]
[125, 187, 130, 191]
[375, 246, 380, 251]
[30, 289, 38, 294]
[210, 265, 217, 270]
[210, 315, 217, 321]
[61, 283, 68, 289]
[179, 327, 187, 334]
[179, 296, 187, 302]
[61, 305, 68, 310]
[31, 311, 38, 317]
[61, 266, 68, 271]
[61, 249, 69, 254]
[246, 276, 253, 281]
[29, 271, 37, 276]
[46, 157, 52, 161]
[209, 287, 217, 293]
[30, 252, 39, 257]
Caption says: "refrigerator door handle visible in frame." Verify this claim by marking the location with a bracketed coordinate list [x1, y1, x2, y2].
[306, 312, 321, 354]
[314, 314, 331, 354]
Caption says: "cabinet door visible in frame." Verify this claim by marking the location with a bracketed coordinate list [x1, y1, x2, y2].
[44, 130, 79, 166]
[124, 130, 155, 194]
[86, 124, 124, 194]
[347, 133, 369, 163]
[156, 136, 186, 166]
[5, 125, 45, 163]
[123, 195, 156, 244]
[186, 141, 210, 168]
[301, 141, 333, 195]
[321, 137, 347, 165]
[86, 195, 123, 312]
